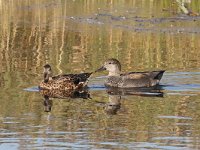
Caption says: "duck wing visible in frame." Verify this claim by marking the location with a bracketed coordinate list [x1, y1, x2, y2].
[122, 70, 165, 80]
[71, 72, 93, 82]
[52, 72, 93, 82]
[149, 70, 165, 80]
[51, 72, 93, 87]
[120, 70, 165, 87]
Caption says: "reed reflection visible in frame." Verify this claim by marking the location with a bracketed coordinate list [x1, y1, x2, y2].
[1, 0, 200, 78]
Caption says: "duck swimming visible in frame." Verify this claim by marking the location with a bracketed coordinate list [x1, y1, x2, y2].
[39, 64, 92, 90]
[95, 58, 165, 88]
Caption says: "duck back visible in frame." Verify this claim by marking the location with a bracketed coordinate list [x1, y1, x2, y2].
[105, 70, 165, 88]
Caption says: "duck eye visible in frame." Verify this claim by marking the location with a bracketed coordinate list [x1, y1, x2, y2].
[108, 62, 112, 64]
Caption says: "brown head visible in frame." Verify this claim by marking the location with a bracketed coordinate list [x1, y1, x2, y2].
[43, 64, 52, 83]
[95, 58, 121, 76]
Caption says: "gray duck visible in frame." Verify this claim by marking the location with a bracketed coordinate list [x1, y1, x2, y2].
[95, 58, 165, 88]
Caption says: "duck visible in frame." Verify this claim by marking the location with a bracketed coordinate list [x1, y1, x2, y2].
[95, 58, 165, 88]
[39, 64, 92, 90]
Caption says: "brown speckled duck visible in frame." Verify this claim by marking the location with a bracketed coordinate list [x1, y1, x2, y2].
[39, 64, 92, 90]
[95, 58, 165, 88]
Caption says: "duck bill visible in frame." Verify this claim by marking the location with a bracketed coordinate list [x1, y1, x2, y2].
[95, 66, 106, 72]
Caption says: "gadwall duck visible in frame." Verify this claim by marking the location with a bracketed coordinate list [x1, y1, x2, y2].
[39, 64, 92, 90]
[95, 58, 165, 88]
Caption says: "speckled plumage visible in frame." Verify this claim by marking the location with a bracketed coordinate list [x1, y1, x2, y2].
[39, 64, 92, 90]
[96, 58, 165, 88]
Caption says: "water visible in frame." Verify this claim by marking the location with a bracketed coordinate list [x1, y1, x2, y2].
[1, 0, 200, 149]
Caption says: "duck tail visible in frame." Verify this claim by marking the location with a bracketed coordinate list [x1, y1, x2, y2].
[153, 70, 165, 80]
[79, 72, 93, 82]
[74, 72, 93, 88]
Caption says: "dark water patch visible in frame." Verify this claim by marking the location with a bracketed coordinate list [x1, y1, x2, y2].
[96, 12, 200, 23]
[64, 13, 200, 34]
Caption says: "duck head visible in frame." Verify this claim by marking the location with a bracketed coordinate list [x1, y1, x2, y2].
[43, 64, 52, 83]
[95, 58, 121, 76]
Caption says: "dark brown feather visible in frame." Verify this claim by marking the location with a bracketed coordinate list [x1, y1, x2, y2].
[39, 64, 93, 90]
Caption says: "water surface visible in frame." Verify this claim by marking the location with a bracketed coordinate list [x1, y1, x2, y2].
[0, 0, 200, 149]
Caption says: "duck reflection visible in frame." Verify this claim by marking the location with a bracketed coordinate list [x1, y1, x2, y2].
[41, 89, 90, 112]
[104, 86, 164, 115]
[43, 95, 53, 112]
[106, 86, 164, 97]
[105, 95, 121, 115]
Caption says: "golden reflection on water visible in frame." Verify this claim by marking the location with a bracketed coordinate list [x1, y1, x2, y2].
[0, 0, 200, 75]
[0, 0, 200, 149]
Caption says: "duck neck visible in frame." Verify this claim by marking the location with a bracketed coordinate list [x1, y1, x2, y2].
[44, 72, 50, 83]
[108, 69, 121, 76]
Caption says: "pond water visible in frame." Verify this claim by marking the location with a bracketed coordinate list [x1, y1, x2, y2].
[1, 0, 200, 149]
